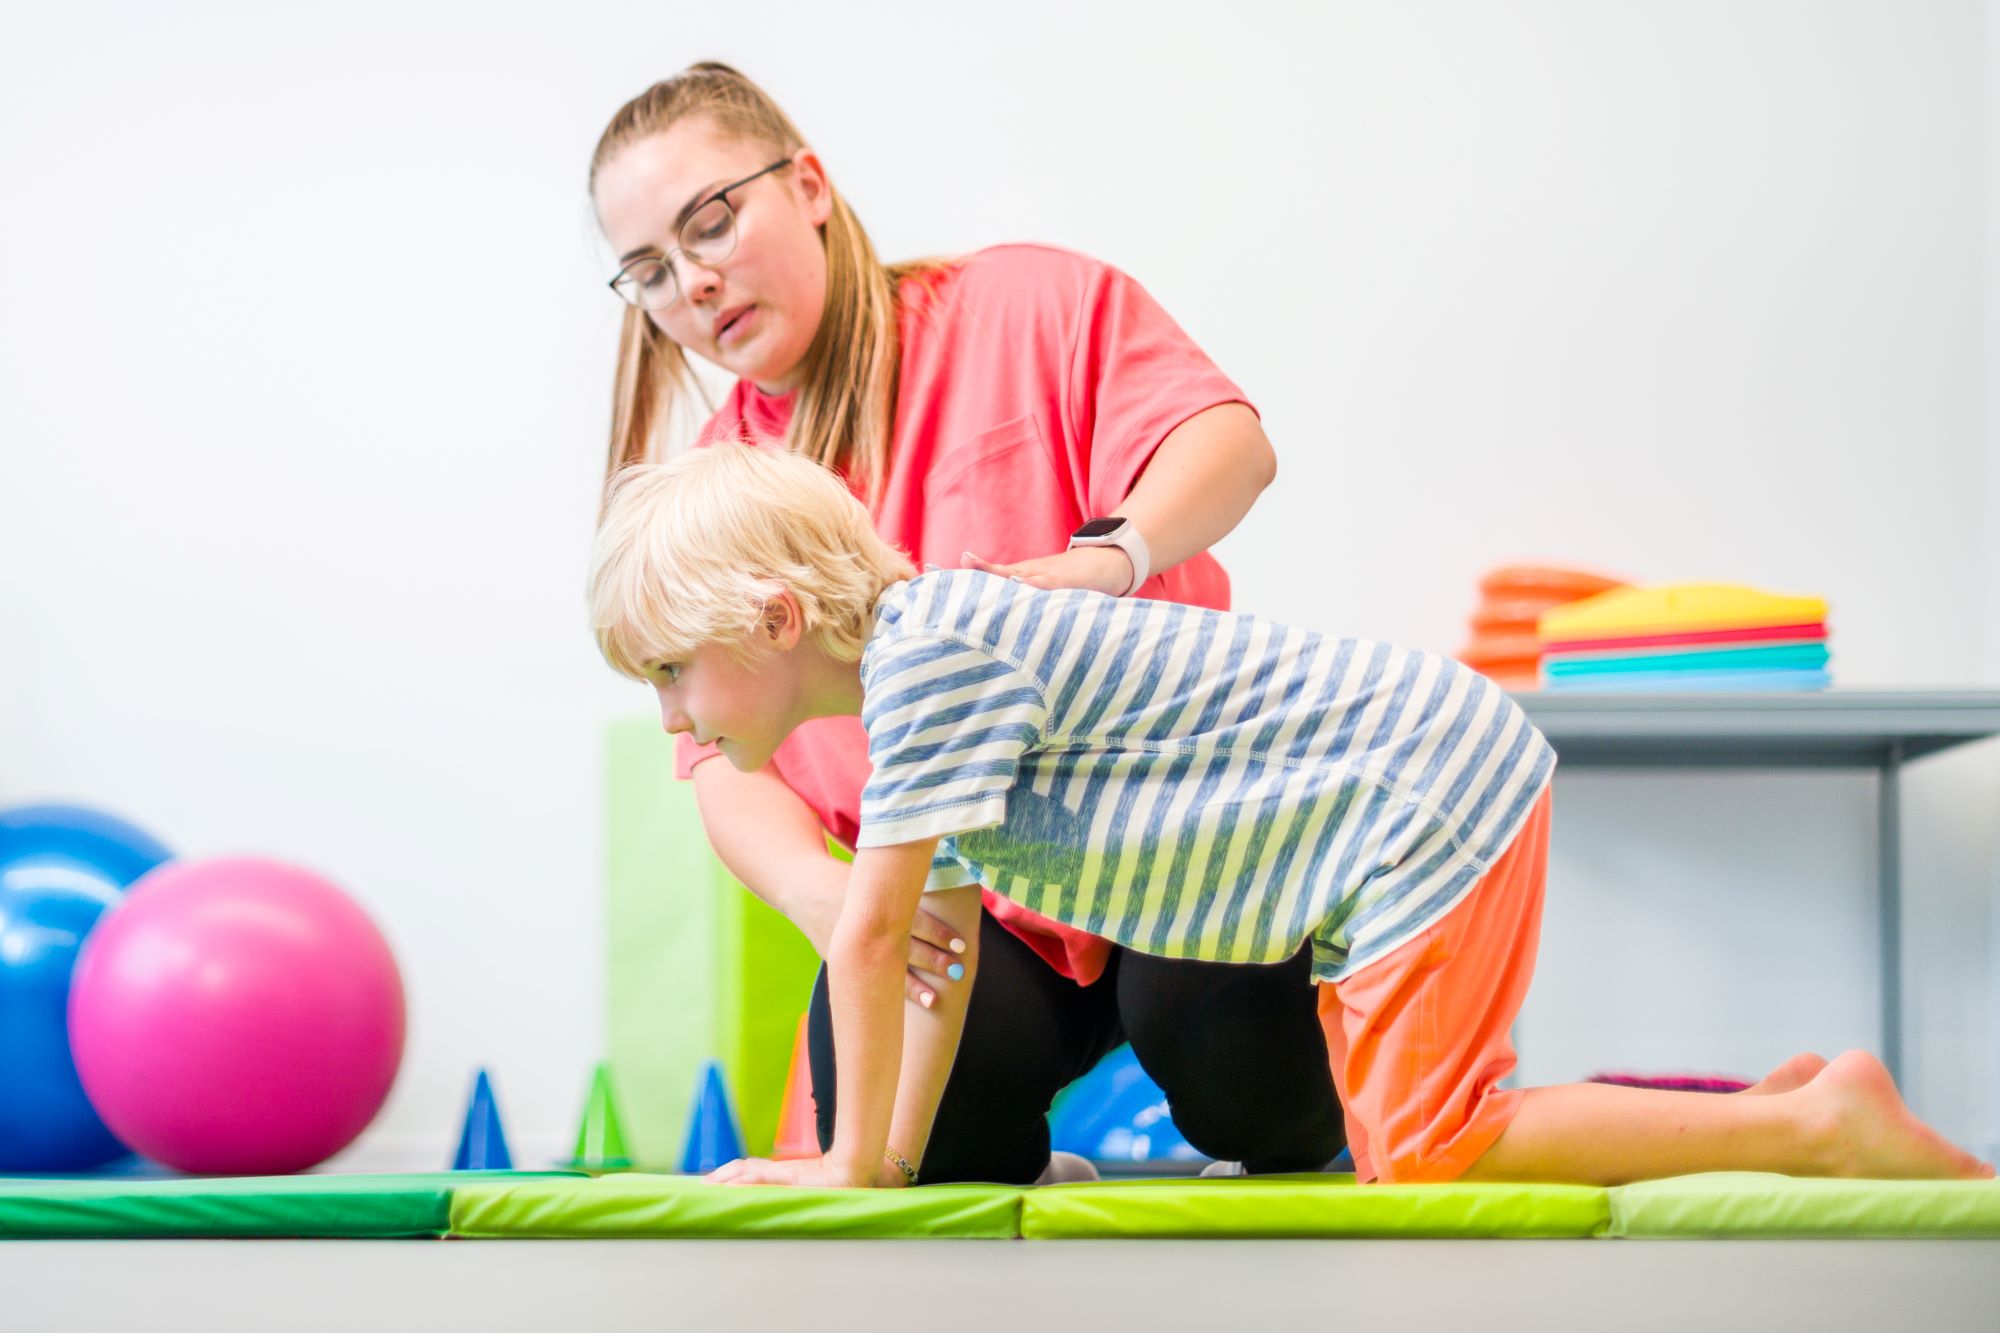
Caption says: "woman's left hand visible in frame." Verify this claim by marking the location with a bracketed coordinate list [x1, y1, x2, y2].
[961, 547, 1133, 596]
[706, 1154, 906, 1189]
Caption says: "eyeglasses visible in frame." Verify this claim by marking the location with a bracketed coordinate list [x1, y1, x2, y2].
[606, 159, 793, 311]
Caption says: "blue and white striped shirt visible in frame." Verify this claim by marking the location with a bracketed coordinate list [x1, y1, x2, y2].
[856, 571, 1555, 981]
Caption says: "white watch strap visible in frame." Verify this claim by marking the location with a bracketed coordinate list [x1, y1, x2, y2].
[1069, 521, 1150, 596]
[1114, 523, 1150, 596]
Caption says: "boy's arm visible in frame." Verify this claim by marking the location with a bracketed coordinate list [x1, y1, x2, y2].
[708, 837, 978, 1189]
[843, 868, 981, 1185]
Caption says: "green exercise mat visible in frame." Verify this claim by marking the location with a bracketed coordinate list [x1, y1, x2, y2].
[0, 1172, 576, 1239]
[448, 1172, 1022, 1239]
[8, 1168, 1988, 1241]
[1020, 1174, 1611, 1238]
[1608, 1172, 2000, 1238]
[605, 720, 824, 1164]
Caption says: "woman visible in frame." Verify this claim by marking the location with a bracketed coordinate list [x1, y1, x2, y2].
[589, 62, 1342, 1184]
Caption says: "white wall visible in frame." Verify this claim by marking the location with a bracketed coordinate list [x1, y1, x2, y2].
[2, 0, 1993, 1164]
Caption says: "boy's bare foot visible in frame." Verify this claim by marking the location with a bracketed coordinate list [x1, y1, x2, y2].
[1795, 1050, 1994, 1179]
[1740, 1051, 1828, 1096]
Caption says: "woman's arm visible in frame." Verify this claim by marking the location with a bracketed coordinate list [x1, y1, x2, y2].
[709, 841, 977, 1189]
[691, 757, 968, 1005]
[963, 401, 1276, 593]
[690, 756, 840, 933]
[1114, 401, 1276, 575]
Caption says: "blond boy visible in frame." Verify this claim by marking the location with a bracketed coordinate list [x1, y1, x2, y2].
[591, 443, 1990, 1189]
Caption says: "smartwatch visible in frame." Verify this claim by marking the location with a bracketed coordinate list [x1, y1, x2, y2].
[1068, 517, 1151, 597]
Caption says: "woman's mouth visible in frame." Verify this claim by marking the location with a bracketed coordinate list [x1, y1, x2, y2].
[715, 305, 756, 346]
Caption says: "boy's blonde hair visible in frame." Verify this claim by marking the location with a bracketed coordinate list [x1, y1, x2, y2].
[589, 443, 918, 679]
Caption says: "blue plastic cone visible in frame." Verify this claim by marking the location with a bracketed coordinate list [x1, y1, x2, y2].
[451, 1068, 513, 1171]
[678, 1061, 745, 1175]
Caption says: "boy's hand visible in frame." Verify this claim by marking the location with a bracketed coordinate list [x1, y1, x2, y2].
[706, 1153, 908, 1189]
[961, 547, 1133, 597]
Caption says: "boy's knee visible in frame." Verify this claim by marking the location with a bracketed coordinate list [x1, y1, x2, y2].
[1359, 1084, 1522, 1184]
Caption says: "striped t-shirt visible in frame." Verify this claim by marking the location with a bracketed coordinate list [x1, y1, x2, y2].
[856, 571, 1556, 981]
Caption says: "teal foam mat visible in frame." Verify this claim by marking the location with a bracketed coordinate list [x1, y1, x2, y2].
[0, 1171, 579, 1239]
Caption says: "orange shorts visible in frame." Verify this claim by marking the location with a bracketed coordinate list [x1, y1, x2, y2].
[1316, 787, 1552, 1183]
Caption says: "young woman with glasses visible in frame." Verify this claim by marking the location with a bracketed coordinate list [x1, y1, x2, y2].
[589, 62, 1344, 1185]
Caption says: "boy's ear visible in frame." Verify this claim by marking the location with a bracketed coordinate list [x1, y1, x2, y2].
[762, 589, 805, 650]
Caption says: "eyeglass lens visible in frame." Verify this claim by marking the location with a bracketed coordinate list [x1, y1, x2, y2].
[618, 197, 737, 310]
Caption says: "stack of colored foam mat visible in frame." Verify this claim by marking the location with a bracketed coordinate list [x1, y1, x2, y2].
[1538, 584, 1831, 693]
[4, 1170, 1997, 1239]
[1456, 566, 1630, 690]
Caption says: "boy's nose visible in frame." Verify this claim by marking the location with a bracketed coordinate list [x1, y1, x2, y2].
[655, 691, 689, 736]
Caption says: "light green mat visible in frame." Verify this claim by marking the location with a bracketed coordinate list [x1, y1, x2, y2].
[1020, 1174, 1611, 1238]
[1608, 1172, 2000, 1238]
[0, 1172, 575, 1239]
[446, 1173, 1605, 1241]
[447, 1173, 2000, 1241]
[447, 1172, 1022, 1239]
[605, 720, 823, 1163]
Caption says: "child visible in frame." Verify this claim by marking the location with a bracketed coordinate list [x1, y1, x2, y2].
[589, 443, 1992, 1189]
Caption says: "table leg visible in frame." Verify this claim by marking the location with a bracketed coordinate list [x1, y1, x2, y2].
[1879, 743, 1904, 1085]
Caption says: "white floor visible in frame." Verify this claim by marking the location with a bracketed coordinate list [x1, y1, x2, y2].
[6, 1238, 2000, 1333]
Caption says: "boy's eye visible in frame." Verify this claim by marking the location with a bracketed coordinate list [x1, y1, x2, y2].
[660, 663, 683, 684]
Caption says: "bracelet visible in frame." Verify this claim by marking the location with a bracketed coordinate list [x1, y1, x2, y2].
[883, 1146, 919, 1186]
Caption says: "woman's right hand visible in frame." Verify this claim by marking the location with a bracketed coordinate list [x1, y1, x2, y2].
[690, 755, 970, 1008]
[900, 904, 971, 1009]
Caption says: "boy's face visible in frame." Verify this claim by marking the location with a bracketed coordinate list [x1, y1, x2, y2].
[648, 636, 794, 772]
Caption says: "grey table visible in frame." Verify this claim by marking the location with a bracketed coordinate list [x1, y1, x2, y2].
[1513, 690, 2000, 1084]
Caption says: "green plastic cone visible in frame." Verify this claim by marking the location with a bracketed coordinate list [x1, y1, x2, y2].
[564, 1061, 633, 1171]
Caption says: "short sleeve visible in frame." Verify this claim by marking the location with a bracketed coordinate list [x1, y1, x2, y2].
[856, 634, 1048, 848]
[1066, 264, 1255, 519]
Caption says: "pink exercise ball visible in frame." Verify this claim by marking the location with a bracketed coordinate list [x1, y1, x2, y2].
[68, 856, 405, 1174]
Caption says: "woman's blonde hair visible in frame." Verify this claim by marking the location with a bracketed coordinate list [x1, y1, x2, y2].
[590, 62, 948, 502]
[589, 444, 918, 680]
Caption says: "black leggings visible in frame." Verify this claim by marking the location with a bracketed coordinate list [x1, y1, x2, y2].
[807, 911, 1344, 1184]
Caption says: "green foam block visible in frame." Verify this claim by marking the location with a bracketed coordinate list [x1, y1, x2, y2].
[1020, 1175, 1611, 1239]
[1608, 1172, 2000, 1238]
[448, 1173, 1022, 1239]
[605, 720, 824, 1164]
[0, 1172, 577, 1239]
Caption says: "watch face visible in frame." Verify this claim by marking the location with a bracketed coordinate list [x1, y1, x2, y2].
[1073, 518, 1127, 539]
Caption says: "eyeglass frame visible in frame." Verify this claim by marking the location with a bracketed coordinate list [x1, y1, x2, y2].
[605, 157, 795, 310]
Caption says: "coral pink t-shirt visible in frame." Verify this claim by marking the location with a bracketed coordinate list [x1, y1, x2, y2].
[678, 244, 1253, 984]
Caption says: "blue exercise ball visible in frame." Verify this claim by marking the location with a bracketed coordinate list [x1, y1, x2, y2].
[0, 802, 172, 1172]
[1049, 1044, 1202, 1166]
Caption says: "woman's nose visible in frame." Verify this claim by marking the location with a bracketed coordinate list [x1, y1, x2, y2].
[673, 253, 722, 304]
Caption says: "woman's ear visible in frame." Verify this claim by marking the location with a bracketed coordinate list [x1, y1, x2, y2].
[790, 149, 835, 229]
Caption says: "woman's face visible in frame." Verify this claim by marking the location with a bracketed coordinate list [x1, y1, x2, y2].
[594, 119, 832, 393]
